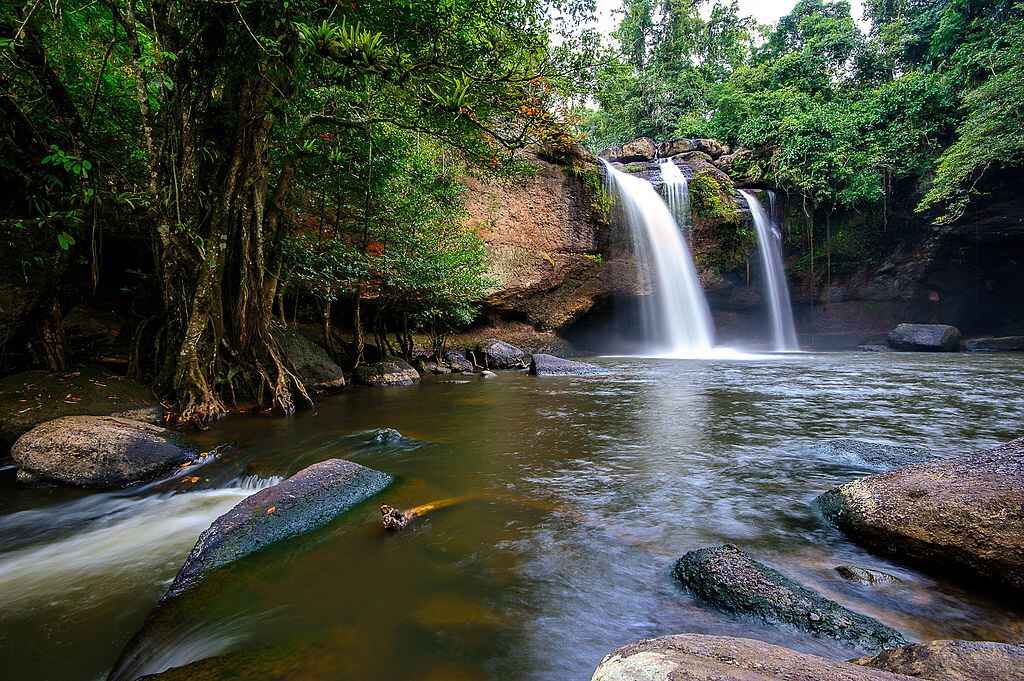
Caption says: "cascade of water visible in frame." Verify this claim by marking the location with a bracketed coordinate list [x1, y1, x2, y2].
[740, 190, 799, 351]
[659, 159, 691, 238]
[602, 159, 714, 355]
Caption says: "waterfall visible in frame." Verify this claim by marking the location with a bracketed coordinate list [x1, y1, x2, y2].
[602, 159, 714, 356]
[659, 159, 691, 237]
[740, 190, 799, 351]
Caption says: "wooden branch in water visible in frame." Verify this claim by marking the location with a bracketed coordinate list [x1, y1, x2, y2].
[380, 497, 469, 531]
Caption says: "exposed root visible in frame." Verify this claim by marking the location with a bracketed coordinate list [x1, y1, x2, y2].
[380, 496, 470, 531]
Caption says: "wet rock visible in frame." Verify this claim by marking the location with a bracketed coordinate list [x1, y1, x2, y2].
[165, 458, 391, 599]
[479, 370, 497, 379]
[0, 367, 160, 452]
[853, 640, 1024, 680]
[353, 358, 420, 386]
[368, 427, 403, 443]
[12, 416, 191, 489]
[835, 565, 902, 586]
[444, 350, 476, 373]
[815, 439, 936, 470]
[964, 335, 1024, 352]
[857, 344, 891, 352]
[278, 329, 346, 392]
[886, 323, 961, 352]
[591, 634, 912, 681]
[673, 544, 907, 652]
[529, 354, 607, 376]
[815, 437, 1024, 593]
[475, 339, 527, 369]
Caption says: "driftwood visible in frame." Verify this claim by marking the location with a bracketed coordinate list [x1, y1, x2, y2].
[380, 497, 469, 530]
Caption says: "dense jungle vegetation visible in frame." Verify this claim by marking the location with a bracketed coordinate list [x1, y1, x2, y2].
[2, 0, 1022, 421]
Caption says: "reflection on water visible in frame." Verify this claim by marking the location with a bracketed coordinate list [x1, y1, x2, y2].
[1, 352, 1023, 681]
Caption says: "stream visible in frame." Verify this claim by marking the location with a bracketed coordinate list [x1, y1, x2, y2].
[1, 351, 1023, 680]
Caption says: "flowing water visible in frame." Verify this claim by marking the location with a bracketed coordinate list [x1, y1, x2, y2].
[2, 353, 1023, 681]
[602, 160, 714, 355]
[741, 190, 799, 351]
[659, 159, 691, 239]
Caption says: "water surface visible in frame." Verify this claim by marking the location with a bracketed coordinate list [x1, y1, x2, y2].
[1, 352, 1022, 680]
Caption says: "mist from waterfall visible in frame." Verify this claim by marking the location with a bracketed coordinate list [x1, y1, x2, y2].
[601, 159, 714, 356]
[741, 190, 799, 351]
[659, 159, 691, 237]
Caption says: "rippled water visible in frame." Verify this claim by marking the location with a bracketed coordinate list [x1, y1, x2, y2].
[1, 352, 1022, 681]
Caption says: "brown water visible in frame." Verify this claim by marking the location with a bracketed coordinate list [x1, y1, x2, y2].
[1, 352, 1023, 681]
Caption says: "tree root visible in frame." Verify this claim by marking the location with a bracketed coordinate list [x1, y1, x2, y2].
[380, 496, 471, 531]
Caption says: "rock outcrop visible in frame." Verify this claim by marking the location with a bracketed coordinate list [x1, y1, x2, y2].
[673, 544, 907, 652]
[12, 415, 191, 488]
[353, 358, 420, 386]
[886, 323, 961, 351]
[591, 635, 913, 681]
[0, 367, 160, 453]
[816, 437, 1024, 593]
[529, 353, 606, 376]
[964, 335, 1024, 352]
[474, 339, 527, 369]
[165, 458, 391, 599]
[278, 329, 346, 392]
[853, 640, 1024, 680]
[444, 350, 476, 373]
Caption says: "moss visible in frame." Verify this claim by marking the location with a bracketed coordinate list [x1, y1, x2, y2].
[622, 162, 647, 173]
[687, 173, 754, 275]
[582, 252, 604, 266]
[690, 174, 740, 224]
[570, 160, 613, 225]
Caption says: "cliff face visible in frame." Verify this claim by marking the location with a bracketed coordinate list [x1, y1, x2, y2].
[464, 152, 639, 330]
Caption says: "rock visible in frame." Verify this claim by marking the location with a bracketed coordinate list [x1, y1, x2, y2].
[853, 640, 1024, 680]
[62, 305, 127, 360]
[857, 344, 891, 352]
[886, 323, 961, 352]
[529, 353, 607, 376]
[165, 458, 391, 599]
[673, 544, 907, 652]
[479, 370, 497, 379]
[815, 437, 1024, 593]
[964, 335, 1024, 352]
[475, 339, 527, 369]
[12, 416, 191, 489]
[444, 350, 476, 373]
[591, 634, 913, 681]
[278, 329, 345, 392]
[0, 367, 160, 453]
[814, 439, 936, 470]
[367, 428, 403, 443]
[692, 138, 729, 158]
[657, 138, 697, 157]
[715, 148, 752, 174]
[598, 144, 622, 161]
[617, 137, 658, 163]
[835, 565, 902, 586]
[353, 358, 420, 386]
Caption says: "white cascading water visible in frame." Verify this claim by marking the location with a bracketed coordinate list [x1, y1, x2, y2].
[602, 159, 714, 356]
[659, 159, 691, 239]
[740, 190, 799, 351]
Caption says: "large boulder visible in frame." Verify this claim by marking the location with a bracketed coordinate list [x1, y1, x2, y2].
[812, 439, 937, 470]
[886, 323, 961, 351]
[12, 416, 191, 489]
[815, 437, 1024, 593]
[591, 635, 913, 681]
[353, 358, 420, 386]
[0, 367, 160, 453]
[165, 458, 391, 599]
[853, 640, 1024, 680]
[673, 544, 907, 653]
[444, 350, 476, 373]
[278, 329, 346, 392]
[529, 353, 607, 376]
[475, 339, 527, 369]
[964, 335, 1024, 352]
[616, 137, 658, 163]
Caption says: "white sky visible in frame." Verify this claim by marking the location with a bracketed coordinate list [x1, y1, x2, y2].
[593, 0, 868, 35]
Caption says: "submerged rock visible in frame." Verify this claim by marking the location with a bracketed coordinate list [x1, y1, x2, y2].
[673, 544, 907, 652]
[12, 416, 191, 489]
[475, 339, 527, 369]
[591, 634, 911, 681]
[529, 354, 607, 376]
[886, 323, 961, 352]
[853, 640, 1024, 680]
[479, 370, 497, 379]
[444, 350, 476, 373]
[353, 358, 420, 386]
[814, 439, 936, 470]
[816, 437, 1024, 593]
[964, 335, 1024, 352]
[0, 367, 160, 452]
[165, 458, 391, 600]
[835, 565, 902, 586]
[278, 330, 346, 392]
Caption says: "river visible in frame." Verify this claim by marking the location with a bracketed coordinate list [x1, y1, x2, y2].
[1, 352, 1022, 680]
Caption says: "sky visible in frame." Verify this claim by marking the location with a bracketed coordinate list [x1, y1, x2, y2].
[593, 0, 869, 35]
